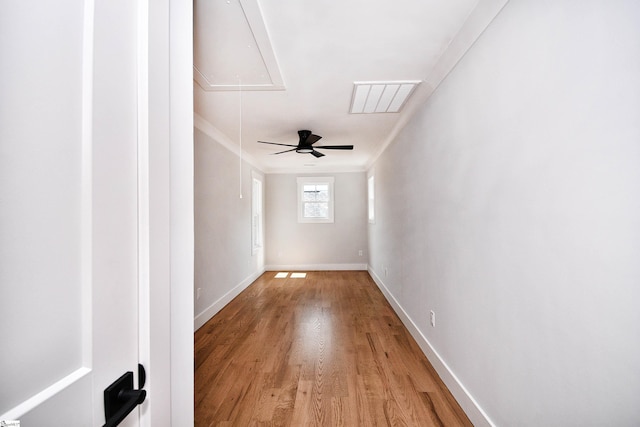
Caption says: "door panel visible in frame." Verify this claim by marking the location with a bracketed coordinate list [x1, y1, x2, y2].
[0, 0, 88, 418]
[1, 0, 142, 425]
[17, 375, 92, 426]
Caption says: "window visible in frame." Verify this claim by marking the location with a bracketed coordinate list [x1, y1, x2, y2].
[297, 176, 334, 223]
[368, 175, 375, 223]
[252, 172, 264, 254]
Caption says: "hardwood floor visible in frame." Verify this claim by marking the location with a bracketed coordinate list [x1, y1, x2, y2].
[195, 271, 472, 426]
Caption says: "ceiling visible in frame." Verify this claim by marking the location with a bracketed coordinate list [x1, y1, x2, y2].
[194, 0, 507, 173]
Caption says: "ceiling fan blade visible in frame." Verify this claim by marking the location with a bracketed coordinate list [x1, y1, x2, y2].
[257, 141, 298, 148]
[271, 148, 298, 155]
[258, 132, 352, 158]
[314, 145, 354, 150]
[305, 134, 322, 145]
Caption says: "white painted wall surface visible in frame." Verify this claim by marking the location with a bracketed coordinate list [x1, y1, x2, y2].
[368, 1, 640, 425]
[265, 172, 368, 270]
[194, 127, 265, 329]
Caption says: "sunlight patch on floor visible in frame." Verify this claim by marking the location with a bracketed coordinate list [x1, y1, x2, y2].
[290, 272, 307, 278]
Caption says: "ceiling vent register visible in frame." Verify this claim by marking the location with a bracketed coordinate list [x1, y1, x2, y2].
[349, 81, 421, 114]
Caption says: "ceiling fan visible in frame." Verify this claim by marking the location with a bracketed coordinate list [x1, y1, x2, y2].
[257, 130, 354, 158]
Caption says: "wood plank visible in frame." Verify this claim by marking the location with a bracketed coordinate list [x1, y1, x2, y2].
[195, 271, 472, 426]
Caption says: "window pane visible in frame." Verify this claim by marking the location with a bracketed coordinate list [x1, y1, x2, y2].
[304, 202, 329, 218]
[303, 184, 329, 202]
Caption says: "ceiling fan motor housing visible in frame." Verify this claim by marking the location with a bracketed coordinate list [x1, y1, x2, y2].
[298, 130, 312, 141]
[297, 130, 314, 153]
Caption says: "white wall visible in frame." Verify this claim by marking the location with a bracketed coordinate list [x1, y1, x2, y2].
[265, 172, 368, 270]
[194, 127, 265, 330]
[368, 1, 640, 425]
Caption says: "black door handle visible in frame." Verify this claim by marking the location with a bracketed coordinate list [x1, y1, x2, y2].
[103, 365, 147, 427]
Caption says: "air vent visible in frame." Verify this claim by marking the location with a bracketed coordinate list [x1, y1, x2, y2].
[349, 81, 421, 114]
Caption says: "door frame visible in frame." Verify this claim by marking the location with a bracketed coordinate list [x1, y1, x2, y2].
[141, 0, 193, 425]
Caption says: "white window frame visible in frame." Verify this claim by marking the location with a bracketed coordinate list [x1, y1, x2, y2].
[252, 171, 264, 254]
[297, 176, 335, 223]
[368, 174, 375, 223]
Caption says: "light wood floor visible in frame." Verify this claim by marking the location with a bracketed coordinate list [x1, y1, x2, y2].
[195, 271, 472, 426]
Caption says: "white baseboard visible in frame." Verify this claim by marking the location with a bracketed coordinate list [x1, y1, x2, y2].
[194, 268, 265, 331]
[265, 263, 368, 271]
[368, 267, 495, 427]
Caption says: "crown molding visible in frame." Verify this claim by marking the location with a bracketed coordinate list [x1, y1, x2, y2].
[194, 113, 266, 172]
[264, 165, 367, 175]
[366, 0, 510, 172]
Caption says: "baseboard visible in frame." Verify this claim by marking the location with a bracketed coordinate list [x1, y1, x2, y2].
[368, 267, 495, 427]
[194, 268, 265, 331]
[265, 263, 368, 271]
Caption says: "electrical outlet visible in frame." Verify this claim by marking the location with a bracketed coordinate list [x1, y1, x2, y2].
[430, 310, 435, 327]
[385, 267, 388, 277]
[358, 250, 363, 256]
[197, 288, 202, 300]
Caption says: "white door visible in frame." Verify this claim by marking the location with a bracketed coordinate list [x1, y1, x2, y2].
[1, 0, 147, 425]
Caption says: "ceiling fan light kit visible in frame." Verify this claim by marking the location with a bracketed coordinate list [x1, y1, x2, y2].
[258, 130, 354, 158]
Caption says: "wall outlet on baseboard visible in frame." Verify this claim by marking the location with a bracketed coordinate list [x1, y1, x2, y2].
[430, 310, 436, 327]
[358, 250, 363, 256]
[197, 288, 202, 300]
[384, 267, 388, 277]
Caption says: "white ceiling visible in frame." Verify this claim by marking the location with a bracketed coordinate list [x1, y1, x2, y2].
[194, 0, 507, 173]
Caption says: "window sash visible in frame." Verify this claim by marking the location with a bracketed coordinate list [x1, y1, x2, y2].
[297, 177, 334, 223]
[252, 174, 263, 253]
[368, 175, 375, 223]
